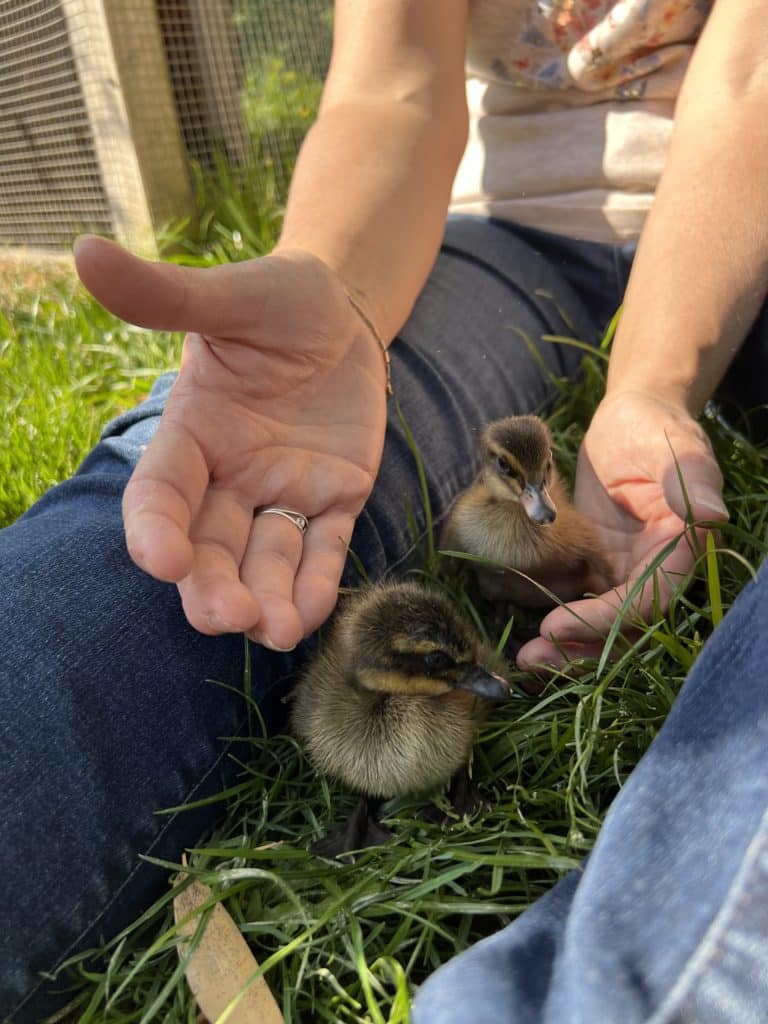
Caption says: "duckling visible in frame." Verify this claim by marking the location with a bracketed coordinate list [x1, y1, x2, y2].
[442, 415, 613, 607]
[290, 581, 517, 856]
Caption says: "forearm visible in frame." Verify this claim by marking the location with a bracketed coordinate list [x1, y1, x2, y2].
[278, 102, 466, 342]
[275, 0, 469, 343]
[607, 0, 768, 414]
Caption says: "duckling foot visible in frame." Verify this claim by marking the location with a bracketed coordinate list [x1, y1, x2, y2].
[312, 797, 392, 859]
[422, 767, 487, 826]
[449, 765, 487, 818]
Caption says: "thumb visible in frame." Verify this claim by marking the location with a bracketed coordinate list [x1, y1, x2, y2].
[661, 446, 728, 525]
[73, 235, 266, 336]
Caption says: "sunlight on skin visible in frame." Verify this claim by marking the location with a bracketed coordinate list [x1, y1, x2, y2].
[74, 235, 388, 652]
[517, 391, 728, 671]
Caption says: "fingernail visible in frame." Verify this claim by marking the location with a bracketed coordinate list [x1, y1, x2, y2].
[124, 531, 148, 570]
[206, 613, 238, 633]
[517, 653, 564, 673]
[690, 489, 728, 518]
[250, 631, 296, 653]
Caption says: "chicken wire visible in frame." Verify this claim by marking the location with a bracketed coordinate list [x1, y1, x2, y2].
[232, 0, 332, 186]
[0, 0, 332, 251]
[153, 0, 332, 186]
[0, 0, 114, 248]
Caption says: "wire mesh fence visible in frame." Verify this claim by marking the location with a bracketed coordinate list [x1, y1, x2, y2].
[0, 0, 332, 251]
[0, 0, 114, 248]
[235, 0, 331, 188]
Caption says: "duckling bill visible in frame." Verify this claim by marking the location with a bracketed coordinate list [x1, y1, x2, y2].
[442, 415, 614, 607]
[291, 581, 518, 856]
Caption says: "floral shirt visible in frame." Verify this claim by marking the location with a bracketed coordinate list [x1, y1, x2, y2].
[450, 1, 712, 242]
[468, 0, 711, 97]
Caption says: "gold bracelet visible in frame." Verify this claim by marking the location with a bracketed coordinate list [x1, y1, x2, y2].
[346, 292, 393, 397]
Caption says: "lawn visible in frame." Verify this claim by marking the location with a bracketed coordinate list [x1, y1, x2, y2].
[3, 209, 768, 1023]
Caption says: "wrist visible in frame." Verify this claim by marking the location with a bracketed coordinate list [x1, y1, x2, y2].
[604, 374, 695, 414]
[270, 244, 394, 397]
[594, 386, 701, 433]
[271, 243, 394, 395]
[605, 308, 734, 417]
[345, 292, 393, 396]
[605, 328, 707, 414]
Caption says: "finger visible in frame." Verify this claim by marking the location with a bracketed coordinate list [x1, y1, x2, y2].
[73, 235, 268, 337]
[661, 448, 727, 524]
[538, 588, 641, 645]
[122, 420, 209, 582]
[176, 488, 260, 634]
[536, 534, 696, 645]
[516, 637, 609, 672]
[293, 510, 358, 635]
[240, 512, 306, 652]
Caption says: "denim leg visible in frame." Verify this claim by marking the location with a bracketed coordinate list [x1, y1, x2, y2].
[0, 216, 609, 1022]
[0, 374, 301, 1023]
[413, 557, 768, 1024]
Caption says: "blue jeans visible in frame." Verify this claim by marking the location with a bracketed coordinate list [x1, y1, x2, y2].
[1, 215, 765, 1022]
[413, 557, 768, 1024]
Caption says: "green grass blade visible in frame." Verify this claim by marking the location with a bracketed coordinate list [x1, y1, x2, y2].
[705, 531, 723, 627]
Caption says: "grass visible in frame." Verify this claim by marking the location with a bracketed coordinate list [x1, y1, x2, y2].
[0, 161, 281, 527]
[3, 196, 768, 1023]
[0, 280, 179, 526]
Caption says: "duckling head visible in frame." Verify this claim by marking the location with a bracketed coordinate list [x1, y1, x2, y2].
[338, 581, 512, 702]
[481, 415, 557, 525]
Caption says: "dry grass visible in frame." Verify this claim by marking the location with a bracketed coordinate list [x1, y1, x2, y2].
[0, 250, 77, 307]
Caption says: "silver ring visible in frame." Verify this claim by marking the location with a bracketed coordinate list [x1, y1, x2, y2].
[256, 507, 309, 534]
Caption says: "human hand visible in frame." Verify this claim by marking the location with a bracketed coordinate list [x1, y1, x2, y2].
[74, 238, 388, 650]
[516, 390, 728, 670]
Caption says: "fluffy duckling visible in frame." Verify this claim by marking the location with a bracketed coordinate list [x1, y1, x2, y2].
[442, 415, 613, 607]
[291, 581, 516, 855]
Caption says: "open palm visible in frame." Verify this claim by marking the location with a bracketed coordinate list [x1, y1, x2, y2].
[75, 238, 388, 650]
[517, 391, 727, 668]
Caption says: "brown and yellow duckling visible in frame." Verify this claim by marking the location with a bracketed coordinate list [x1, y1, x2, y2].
[290, 580, 518, 856]
[442, 415, 613, 607]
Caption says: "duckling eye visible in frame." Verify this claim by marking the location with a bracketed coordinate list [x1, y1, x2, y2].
[494, 454, 512, 476]
[422, 650, 456, 674]
[494, 455, 524, 487]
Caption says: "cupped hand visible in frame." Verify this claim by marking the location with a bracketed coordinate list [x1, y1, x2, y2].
[517, 390, 728, 670]
[74, 237, 388, 651]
